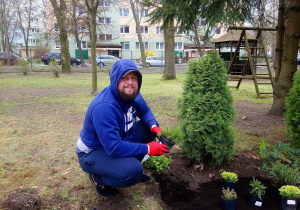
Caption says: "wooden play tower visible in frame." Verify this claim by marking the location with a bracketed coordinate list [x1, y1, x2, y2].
[224, 27, 276, 98]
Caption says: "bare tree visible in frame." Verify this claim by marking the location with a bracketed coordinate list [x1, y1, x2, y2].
[130, 0, 147, 68]
[49, 0, 71, 73]
[85, 0, 99, 95]
[69, 0, 87, 67]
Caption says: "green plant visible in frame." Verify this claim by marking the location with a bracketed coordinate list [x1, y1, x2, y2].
[285, 71, 300, 148]
[222, 187, 237, 200]
[49, 60, 60, 77]
[144, 155, 172, 172]
[179, 50, 235, 166]
[221, 171, 238, 183]
[259, 140, 268, 159]
[249, 178, 267, 200]
[279, 185, 300, 198]
[17, 59, 30, 75]
[270, 161, 300, 187]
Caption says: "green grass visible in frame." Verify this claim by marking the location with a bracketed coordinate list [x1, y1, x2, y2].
[0, 71, 282, 209]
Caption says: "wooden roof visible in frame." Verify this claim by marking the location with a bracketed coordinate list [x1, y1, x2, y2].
[212, 30, 257, 43]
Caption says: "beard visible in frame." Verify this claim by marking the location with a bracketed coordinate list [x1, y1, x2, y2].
[119, 89, 138, 102]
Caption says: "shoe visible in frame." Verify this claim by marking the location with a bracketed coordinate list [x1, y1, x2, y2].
[88, 174, 118, 197]
[139, 174, 150, 183]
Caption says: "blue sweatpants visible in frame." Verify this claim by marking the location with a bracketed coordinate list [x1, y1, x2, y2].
[76, 121, 156, 188]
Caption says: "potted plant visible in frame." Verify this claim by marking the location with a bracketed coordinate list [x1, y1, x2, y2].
[221, 171, 238, 190]
[279, 185, 300, 210]
[248, 178, 267, 208]
[221, 187, 237, 210]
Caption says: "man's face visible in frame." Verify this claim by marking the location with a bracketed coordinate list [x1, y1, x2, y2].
[118, 71, 139, 101]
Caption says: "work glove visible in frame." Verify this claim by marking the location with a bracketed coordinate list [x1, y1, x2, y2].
[151, 126, 163, 137]
[147, 141, 169, 156]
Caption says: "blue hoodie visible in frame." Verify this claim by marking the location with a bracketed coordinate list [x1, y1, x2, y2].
[78, 59, 157, 157]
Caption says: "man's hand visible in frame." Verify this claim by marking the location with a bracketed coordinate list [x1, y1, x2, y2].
[151, 126, 163, 137]
[147, 141, 169, 156]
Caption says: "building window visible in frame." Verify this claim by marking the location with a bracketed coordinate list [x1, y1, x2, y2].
[136, 9, 148, 18]
[55, 40, 60, 49]
[120, 25, 129, 34]
[189, 35, 194, 41]
[77, 26, 86, 32]
[174, 27, 182, 35]
[81, 41, 87, 49]
[214, 27, 221, 34]
[121, 42, 130, 50]
[54, 23, 59, 31]
[136, 42, 148, 50]
[156, 42, 164, 50]
[29, 28, 40, 33]
[75, 7, 86, 14]
[120, 8, 129, 17]
[28, 39, 36, 44]
[199, 19, 206, 26]
[14, 32, 22, 38]
[175, 42, 183, 50]
[30, 17, 38, 22]
[98, 34, 112, 41]
[137, 26, 148, 34]
[98, 17, 111, 24]
[99, 0, 111, 7]
[156, 26, 164, 34]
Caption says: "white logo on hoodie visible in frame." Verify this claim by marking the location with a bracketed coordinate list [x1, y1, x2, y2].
[124, 107, 134, 132]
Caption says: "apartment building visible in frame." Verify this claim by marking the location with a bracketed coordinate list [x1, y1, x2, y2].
[3, 0, 224, 62]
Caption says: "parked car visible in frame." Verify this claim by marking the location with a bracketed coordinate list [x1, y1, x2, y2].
[41, 52, 61, 65]
[0, 52, 28, 65]
[59, 57, 81, 67]
[139, 56, 165, 67]
[96, 55, 119, 67]
[41, 52, 81, 66]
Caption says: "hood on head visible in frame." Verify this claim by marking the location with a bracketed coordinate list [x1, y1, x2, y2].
[110, 59, 142, 99]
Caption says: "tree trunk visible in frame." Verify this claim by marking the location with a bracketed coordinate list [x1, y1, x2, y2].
[130, 0, 147, 68]
[269, 0, 300, 116]
[163, 19, 176, 79]
[85, 0, 99, 95]
[49, 0, 71, 73]
[71, 0, 86, 67]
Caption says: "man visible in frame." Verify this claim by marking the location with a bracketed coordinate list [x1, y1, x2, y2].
[76, 59, 169, 197]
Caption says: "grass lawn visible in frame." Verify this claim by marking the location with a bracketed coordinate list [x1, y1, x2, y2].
[0, 71, 276, 209]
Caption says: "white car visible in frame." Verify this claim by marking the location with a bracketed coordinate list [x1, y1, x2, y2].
[139, 56, 165, 67]
[96, 55, 119, 67]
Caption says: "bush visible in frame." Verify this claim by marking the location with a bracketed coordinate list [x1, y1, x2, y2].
[221, 171, 238, 183]
[49, 61, 60, 78]
[17, 59, 30, 75]
[222, 187, 237, 200]
[144, 155, 172, 172]
[285, 71, 300, 148]
[179, 50, 235, 166]
[270, 161, 300, 187]
[279, 185, 300, 198]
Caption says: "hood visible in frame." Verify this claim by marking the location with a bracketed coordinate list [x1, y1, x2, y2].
[109, 59, 142, 100]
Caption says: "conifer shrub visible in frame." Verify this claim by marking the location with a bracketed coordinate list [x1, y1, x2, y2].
[179, 50, 235, 166]
[285, 71, 300, 148]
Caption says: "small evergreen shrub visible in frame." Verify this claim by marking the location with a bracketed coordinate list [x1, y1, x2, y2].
[221, 171, 238, 183]
[179, 50, 235, 166]
[49, 60, 60, 77]
[270, 161, 300, 187]
[222, 187, 237, 200]
[285, 71, 300, 148]
[279, 185, 300, 198]
[17, 59, 30, 75]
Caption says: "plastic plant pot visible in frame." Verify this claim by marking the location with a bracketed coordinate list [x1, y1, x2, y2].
[281, 197, 299, 210]
[159, 136, 175, 150]
[223, 181, 237, 191]
[248, 192, 264, 208]
[221, 199, 236, 210]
